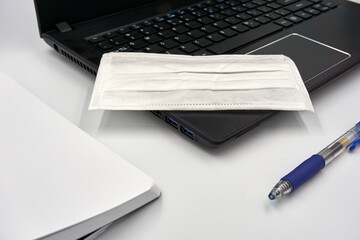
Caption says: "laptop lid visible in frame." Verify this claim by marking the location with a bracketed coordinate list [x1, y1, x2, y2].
[0, 72, 160, 240]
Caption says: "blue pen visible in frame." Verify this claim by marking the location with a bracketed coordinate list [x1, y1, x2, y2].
[268, 122, 360, 200]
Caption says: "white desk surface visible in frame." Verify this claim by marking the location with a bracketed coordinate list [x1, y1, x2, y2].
[1, 1, 360, 240]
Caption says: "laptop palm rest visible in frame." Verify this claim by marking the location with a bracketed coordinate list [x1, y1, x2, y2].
[247, 33, 351, 82]
[170, 34, 352, 145]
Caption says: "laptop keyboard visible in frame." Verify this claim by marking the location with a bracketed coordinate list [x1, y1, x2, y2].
[87, 0, 337, 55]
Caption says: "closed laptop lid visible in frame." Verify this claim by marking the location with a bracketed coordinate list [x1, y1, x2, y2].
[0, 73, 160, 240]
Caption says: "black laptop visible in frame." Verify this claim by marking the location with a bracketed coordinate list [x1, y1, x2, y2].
[34, 0, 360, 147]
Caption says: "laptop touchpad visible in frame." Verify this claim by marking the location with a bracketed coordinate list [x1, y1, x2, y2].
[247, 33, 350, 82]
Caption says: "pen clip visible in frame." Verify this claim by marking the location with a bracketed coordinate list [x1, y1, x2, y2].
[349, 139, 360, 152]
[347, 122, 360, 152]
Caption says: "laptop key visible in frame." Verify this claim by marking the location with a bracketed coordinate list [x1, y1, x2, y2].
[274, 18, 293, 27]
[96, 42, 114, 51]
[207, 23, 282, 54]
[193, 10, 208, 17]
[219, 28, 238, 37]
[265, 12, 281, 19]
[166, 13, 177, 19]
[231, 6, 248, 13]
[192, 49, 213, 56]
[188, 29, 207, 38]
[166, 48, 187, 55]
[312, 3, 329, 11]
[257, 6, 273, 12]
[267, 2, 282, 8]
[130, 24, 142, 30]
[144, 34, 162, 44]
[167, 18, 184, 26]
[160, 39, 179, 49]
[215, 3, 231, 9]
[143, 20, 154, 26]
[207, 33, 226, 42]
[180, 43, 200, 53]
[213, 20, 231, 29]
[154, 22, 171, 30]
[176, 9, 187, 15]
[201, 25, 219, 34]
[253, 0, 267, 5]
[155, 17, 166, 22]
[254, 16, 271, 23]
[108, 36, 128, 46]
[225, 16, 242, 24]
[276, 0, 298, 5]
[304, 7, 320, 14]
[221, 9, 237, 16]
[181, 13, 197, 21]
[196, 2, 208, 8]
[115, 45, 132, 52]
[118, 27, 131, 34]
[204, 6, 219, 13]
[236, 13, 252, 20]
[231, 23, 250, 32]
[174, 34, 193, 44]
[104, 32, 119, 39]
[125, 31, 143, 40]
[322, 1, 337, 8]
[205, 0, 216, 4]
[198, 17, 215, 24]
[243, 20, 260, 28]
[88, 36, 105, 43]
[129, 39, 147, 49]
[295, 11, 312, 18]
[285, 15, 303, 22]
[320, 6, 329, 11]
[242, 2, 257, 8]
[187, 6, 198, 11]
[226, 0, 240, 6]
[194, 38, 213, 47]
[285, 1, 313, 12]
[172, 26, 190, 34]
[185, 20, 202, 29]
[140, 27, 157, 35]
[209, 13, 226, 20]
[144, 44, 165, 53]
[158, 30, 177, 38]
[246, 9, 263, 16]
[275, 8, 291, 15]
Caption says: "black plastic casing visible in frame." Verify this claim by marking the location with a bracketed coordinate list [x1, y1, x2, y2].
[33, 0, 360, 147]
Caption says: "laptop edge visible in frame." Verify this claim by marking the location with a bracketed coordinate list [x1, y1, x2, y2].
[33, 0, 360, 147]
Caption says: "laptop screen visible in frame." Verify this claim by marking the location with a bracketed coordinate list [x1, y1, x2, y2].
[34, 0, 198, 34]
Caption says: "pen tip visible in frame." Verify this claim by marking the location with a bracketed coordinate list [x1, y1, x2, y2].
[268, 192, 276, 200]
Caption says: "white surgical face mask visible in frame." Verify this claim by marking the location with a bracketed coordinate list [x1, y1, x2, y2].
[89, 53, 314, 112]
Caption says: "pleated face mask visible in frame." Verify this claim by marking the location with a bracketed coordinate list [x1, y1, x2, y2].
[89, 53, 314, 112]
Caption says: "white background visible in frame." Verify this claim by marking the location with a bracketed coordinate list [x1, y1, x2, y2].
[1, 1, 360, 239]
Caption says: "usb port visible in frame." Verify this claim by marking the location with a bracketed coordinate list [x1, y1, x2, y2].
[166, 117, 178, 129]
[181, 126, 195, 140]
[151, 110, 162, 118]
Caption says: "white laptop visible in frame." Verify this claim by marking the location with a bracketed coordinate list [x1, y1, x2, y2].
[0, 72, 160, 240]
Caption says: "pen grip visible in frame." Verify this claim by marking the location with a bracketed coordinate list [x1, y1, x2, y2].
[281, 154, 325, 192]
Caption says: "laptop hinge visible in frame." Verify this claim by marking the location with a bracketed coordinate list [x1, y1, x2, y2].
[56, 22, 72, 33]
